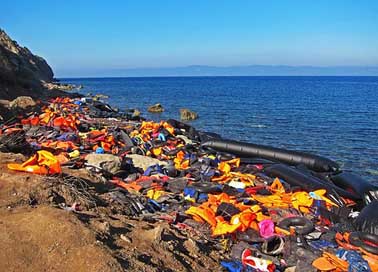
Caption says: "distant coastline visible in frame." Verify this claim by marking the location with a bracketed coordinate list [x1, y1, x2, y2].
[56, 65, 378, 78]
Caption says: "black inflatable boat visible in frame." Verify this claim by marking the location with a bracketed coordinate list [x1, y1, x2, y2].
[201, 138, 340, 172]
[201, 138, 378, 205]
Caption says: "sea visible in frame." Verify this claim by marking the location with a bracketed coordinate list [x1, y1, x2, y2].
[60, 76, 378, 183]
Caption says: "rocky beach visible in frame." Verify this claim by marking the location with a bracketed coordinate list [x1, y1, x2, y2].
[0, 28, 225, 271]
[1, 28, 378, 272]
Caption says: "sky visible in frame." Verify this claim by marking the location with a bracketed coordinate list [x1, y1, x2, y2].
[1, 0, 378, 77]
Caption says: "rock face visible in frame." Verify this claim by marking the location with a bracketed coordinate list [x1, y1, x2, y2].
[0, 28, 54, 99]
[148, 103, 164, 113]
[180, 108, 198, 121]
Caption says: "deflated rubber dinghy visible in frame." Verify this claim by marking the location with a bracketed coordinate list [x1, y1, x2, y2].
[201, 139, 339, 172]
[354, 201, 378, 235]
[263, 164, 360, 201]
[330, 172, 378, 204]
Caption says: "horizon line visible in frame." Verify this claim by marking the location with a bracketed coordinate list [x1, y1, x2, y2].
[55, 64, 378, 78]
[57, 75, 378, 79]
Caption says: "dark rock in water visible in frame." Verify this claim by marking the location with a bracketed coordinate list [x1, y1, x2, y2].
[132, 109, 141, 118]
[125, 108, 141, 120]
[93, 94, 109, 100]
[180, 108, 198, 121]
[148, 103, 164, 113]
[0, 28, 54, 99]
[9, 96, 36, 109]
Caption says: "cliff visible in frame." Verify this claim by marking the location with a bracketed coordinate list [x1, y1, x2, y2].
[0, 28, 54, 99]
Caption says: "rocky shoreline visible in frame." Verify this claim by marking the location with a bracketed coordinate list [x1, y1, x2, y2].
[1, 28, 377, 272]
[0, 95, 226, 271]
[0, 28, 82, 100]
[1, 90, 376, 272]
[43, 81, 83, 92]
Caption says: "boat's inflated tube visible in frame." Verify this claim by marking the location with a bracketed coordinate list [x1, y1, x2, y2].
[278, 216, 314, 235]
[198, 131, 222, 143]
[264, 164, 360, 200]
[349, 232, 378, 255]
[201, 139, 339, 172]
[330, 172, 378, 204]
[354, 201, 378, 235]
[166, 119, 199, 140]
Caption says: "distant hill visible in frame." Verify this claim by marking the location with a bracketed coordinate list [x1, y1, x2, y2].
[0, 28, 54, 99]
[59, 65, 378, 78]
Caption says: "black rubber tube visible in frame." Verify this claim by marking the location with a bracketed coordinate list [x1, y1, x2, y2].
[278, 217, 314, 235]
[201, 139, 339, 172]
[330, 172, 378, 200]
[349, 232, 378, 255]
[354, 201, 378, 235]
[264, 164, 360, 200]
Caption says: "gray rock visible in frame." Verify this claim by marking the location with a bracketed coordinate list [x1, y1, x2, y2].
[85, 154, 121, 174]
[43, 82, 80, 91]
[132, 109, 141, 118]
[148, 103, 164, 113]
[127, 154, 167, 171]
[9, 96, 36, 109]
[180, 108, 198, 121]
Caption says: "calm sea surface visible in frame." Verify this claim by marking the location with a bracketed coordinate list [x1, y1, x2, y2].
[60, 76, 378, 183]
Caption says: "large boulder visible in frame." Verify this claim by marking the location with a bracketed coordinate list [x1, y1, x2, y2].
[180, 108, 198, 121]
[85, 154, 121, 174]
[148, 103, 164, 113]
[127, 154, 167, 171]
[9, 96, 36, 109]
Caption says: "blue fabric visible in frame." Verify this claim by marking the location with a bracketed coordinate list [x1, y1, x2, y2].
[183, 187, 196, 198]
[158, 133, 166, 141]
[143, 142, 152, 150]
[308, 240, 337, 250]
[57, 133, 68, 141]
[200, 165, 216, 177]
[198, 192, 209, 201]
[95, 147, 104, 154]
[220, 261, 243, 272]
[146, 199, 161, 212]
[144, 164, 163, 176]
[183, 187, 208, 202]
[57, 133, 77, 142]
[220, 260, 255, 272]
[336, 249, 371, 272]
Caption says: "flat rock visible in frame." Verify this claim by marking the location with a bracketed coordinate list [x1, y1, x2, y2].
[127, 154, 167, 171]
[85, 153, 121, 174]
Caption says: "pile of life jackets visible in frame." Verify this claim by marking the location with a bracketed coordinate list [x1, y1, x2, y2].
[2, 96, 378, 272]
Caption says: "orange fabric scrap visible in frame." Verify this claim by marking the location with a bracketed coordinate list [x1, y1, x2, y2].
[7, 150, 61, 175]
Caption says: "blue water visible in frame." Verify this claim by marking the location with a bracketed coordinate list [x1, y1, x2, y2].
[60, 76, 378, 183]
